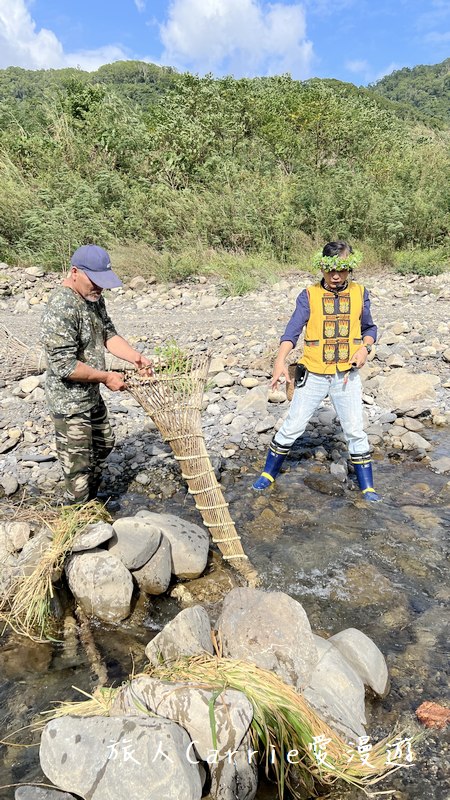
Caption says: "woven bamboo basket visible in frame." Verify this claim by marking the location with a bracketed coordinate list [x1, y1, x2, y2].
[0, 324, 47, 381]
[125, 351, 258, 585]
[0, 325, 136, 382]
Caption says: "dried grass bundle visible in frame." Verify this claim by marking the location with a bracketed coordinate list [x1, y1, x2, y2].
[0, 501, 110, 641]
[43, 653, 417, 798]
[125, 347, 257, 585]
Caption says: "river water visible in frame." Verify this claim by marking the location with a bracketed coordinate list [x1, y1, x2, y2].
[1, 430, 449, 800]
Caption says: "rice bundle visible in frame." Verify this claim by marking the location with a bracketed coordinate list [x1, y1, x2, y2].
[125, 348, 257, 585]
[0, 324, 46, 381]
[43, 653, 416, 798]
[0, 501, 110, 641]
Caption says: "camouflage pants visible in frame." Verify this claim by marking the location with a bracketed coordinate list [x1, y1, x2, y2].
[52, 398, 115, 504]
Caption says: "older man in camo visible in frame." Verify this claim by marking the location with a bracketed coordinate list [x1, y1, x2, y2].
[41, 244, 152, 505]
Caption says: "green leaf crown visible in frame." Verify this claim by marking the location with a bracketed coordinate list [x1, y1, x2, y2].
[312, 250, 363, 273]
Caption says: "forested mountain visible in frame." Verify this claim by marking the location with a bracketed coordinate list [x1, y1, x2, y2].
[0, 61, 176, 105]
[373, 58, 450, 126]
[0, 61, 448, 273]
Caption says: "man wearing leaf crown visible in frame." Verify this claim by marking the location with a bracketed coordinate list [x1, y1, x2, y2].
[253, 240, 380, 501]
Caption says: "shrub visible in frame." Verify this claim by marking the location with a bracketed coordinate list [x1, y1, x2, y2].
[393, 247, 449, 276]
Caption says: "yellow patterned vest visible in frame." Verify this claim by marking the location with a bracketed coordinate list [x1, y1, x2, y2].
[300, 282, 364, 374]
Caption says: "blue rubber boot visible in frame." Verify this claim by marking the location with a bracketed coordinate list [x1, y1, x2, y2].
[351, 453, 381, 502]
[252, 439, 290, 491]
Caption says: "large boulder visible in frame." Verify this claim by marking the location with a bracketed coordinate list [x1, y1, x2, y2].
[303, 643, 367, 740]
[375, 369, 439, 414]
[328, 628, 389, 696]
[208, 733, 258, 800]
[109, 517, 161, 569]
[40, 715, 202, 800]
[111, 676, 253, 760]
[15, 789, 78, 800]
[135, 511, 209, 579]
[65, 549, 133, 622]
[132, 535, 172, 595]
[217, 588, 318, 691]
[145, 605, 214, 665]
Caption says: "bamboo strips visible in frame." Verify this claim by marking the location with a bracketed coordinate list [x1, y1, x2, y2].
[125, 351, 258, 584]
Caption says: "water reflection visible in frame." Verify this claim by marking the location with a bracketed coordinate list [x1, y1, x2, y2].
[1, 432, 449, 799]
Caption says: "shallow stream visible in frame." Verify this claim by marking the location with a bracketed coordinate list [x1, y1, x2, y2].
[1, 431, 449, 799]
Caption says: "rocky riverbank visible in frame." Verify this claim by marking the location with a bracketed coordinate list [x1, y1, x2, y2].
[0, 262, 450, 503]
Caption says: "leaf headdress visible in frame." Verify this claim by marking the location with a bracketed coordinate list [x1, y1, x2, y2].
[312, 249, 363, 273]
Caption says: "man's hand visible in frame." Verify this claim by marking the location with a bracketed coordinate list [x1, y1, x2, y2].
[271, 362, 292, 390]
[133, 352, 154, 375]
[351, 346, 369, 369]
[103, 371, 126, 391]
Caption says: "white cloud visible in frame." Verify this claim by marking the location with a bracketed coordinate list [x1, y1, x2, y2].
[424, 30, 450, 43]
[160, 0, 314, 78]
[375, 62, 402, 81]
[0, 0, 128, 70]
[345, 59, 369, 74]
[134, 0, 146, 12]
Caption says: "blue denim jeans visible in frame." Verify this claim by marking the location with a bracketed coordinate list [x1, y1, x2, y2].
[275, 369, 369, 455]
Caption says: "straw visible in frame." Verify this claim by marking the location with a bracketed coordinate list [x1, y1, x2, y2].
[0, 501, 111, 641]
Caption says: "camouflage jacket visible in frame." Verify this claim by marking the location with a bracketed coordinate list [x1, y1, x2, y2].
[41, 287, 117, 415]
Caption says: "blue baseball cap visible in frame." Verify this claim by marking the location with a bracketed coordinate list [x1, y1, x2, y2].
[70, 245, 123, 289]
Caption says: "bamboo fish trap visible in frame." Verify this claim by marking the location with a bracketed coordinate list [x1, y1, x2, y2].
[125, 350, 258, 585]
[0, 324, 136, 383]
[0, 324, 46, 381]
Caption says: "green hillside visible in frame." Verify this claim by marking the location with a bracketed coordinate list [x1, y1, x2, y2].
[372, 58, 450, 126]
[0, 62, 448, 278]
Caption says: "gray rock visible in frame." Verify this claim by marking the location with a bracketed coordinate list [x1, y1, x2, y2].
[40, 715, 202, 800]
[65, 549, 133, 622]
[4, 520, 31, 551]
[132, 535, 172, 595]
[15, 788, 78, 799]
[267, 389, 286, 403]
[255, 415, 276, 434]
[18, 375, 41, 394]
[109, 517, 161, 569]
[145, 605, 213, 665]
[111, 676, 253, 760]
[16, 529, 53, 577]
[386, 354, 405, 368]
[330, 462, 347, 481]
[303, 473, 346, 496]
[236, 386, 268, 414]
[208, 733, 258, 800]
[401, 431, 432, 451]
[303, 645, 367, 741]
[218, 588, 318, 691]
[241, 377, 260, 389]
[429, 456, 450, 473]
[402, 416, 424, 431]
[1, 473, 19, 495]
[376, 369, 439, 413]
[213, 372, 235, 388]
[378, 412, 397, 424]
[329, 628, 389, 696]
[135, 511, 209, 579]
[71, 521, 114, 552]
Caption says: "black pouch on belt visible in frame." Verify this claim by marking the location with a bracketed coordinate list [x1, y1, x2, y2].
[295, 364, 308, 388]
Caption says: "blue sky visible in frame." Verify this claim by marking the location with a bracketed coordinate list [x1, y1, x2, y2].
[0, 1, 448, 84]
